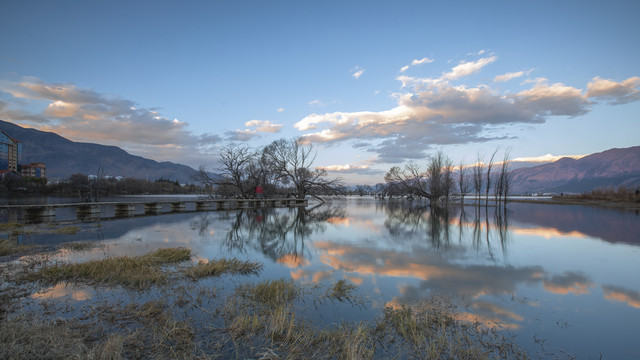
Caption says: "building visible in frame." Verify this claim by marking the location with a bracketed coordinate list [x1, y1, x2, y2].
[19, 162, 46, 178]
[0, 130, 21, 172]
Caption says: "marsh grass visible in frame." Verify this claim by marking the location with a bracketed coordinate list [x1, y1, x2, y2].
[236, 279, 302, 306]
[0, 239, 32, 256]
[23, 247, 192, 289]
[53, 225, 80, 234]
[376, 301, 529, 359]
[0, 300, 202, 360]
[325, 279, 358, 303]
[3, 249, 533, 359]
[0, 222, 23, 232]
[185, 258, 263, 279]
[60, 241, 96, 251]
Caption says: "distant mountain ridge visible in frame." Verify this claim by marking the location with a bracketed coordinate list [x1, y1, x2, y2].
[2, 119, 638, 193]
[0, 120, 200, 183]
[509, 146, 640, 194]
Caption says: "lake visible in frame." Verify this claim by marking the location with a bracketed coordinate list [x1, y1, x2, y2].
[4, 196, 640, 358]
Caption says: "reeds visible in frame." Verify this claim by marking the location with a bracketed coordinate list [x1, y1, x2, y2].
[185, 258, 263, 279]
[0, 239, 31, 256]
[236, 279, 302, 305]
[23, 247, 192, 289]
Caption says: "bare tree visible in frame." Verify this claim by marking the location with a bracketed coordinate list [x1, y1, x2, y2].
[195, 144, 256, 198]
[384, 151, 454, 204]
[472, 154, 484, 204]
[485, 149, 498, 203]
[384, 162, 430, 199]
[458, 161, 470, 203]
[495, 148, 512, 204]
[262, 138, 342, 201]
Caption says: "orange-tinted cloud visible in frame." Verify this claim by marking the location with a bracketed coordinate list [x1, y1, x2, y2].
[602, 285, 640, 309]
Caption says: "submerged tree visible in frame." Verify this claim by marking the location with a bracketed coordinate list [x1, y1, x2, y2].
[262, 138, 342, 201]
[384, 151, 454, 204]
[472, 154, 484, 204]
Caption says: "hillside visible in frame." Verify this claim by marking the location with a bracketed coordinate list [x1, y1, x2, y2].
[0, 120, 200, 183]
[509, 146, 640, 194]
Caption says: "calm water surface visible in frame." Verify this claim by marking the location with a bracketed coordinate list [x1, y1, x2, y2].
[12, 197, 640, 358]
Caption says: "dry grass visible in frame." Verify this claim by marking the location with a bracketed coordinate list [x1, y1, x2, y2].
[0, 300, 202, 360]
[185, 258, 263, 279]
[60, 241, 96, 251]
[236, 279, 302, 306]
[325, 279, 358, 303]
[376, 300, 529, 359]
[0, 222, 23, 232]
[0, 239, 33, 257]
[2, 247, 534, 359]
[22, 247, 192, 289]
[53, 225, 80, 234]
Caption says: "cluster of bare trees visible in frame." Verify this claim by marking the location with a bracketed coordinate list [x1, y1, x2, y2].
[196, 138, 342, 201]
[382, 149, 512, 206]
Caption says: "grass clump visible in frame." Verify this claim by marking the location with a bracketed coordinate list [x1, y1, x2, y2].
[325, 279, 358, 303]
[60, 241, 96, 251]
[23, 247, 192, 289]
[0, 301, 201, 360]
[376, 301, 528, 359]
[0, 239, 32, 257]
[54, 226, 80, 234]
[0, 222, 23, 232]
[236, 279, 302, 306]
[185, 258, 263, 279]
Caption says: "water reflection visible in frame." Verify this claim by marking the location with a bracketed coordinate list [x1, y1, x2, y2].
[12, 197, 640, 358]
[191, 202, 346, 264]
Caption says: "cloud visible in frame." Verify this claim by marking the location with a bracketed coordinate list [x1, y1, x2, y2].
[542, 271, 593, 295]
[586, 76, 640, 104]
[244, 119, 282, 133]
[512, 153, 586, 163]
[308, 99, 325, 108]
[412, 57, 434, 66]
[293, 54, 640, 164]
[277, 107, 285, 112]
[317, 161, 384, 176]
[400, 57, 435, 73]
[602, 285, 640, 309]
[351, 65, 365, 79]
[494, 71, 525, 83]
[225, 129, 259, 141]
[0, 77, 221, 166]
[442, 56, 496, 80]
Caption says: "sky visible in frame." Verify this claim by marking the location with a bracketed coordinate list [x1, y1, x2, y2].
[1, 0, 639, 184]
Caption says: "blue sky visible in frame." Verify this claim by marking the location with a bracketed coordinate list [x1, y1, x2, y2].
[1, 0, 639, 183]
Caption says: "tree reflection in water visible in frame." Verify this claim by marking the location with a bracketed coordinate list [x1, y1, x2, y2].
[382, 199, 511, 256]
[191, 198, 511, 262]
[192, 201, 346, 262]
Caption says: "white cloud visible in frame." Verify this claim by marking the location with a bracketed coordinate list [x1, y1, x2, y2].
[293, 55, 639, 164]
[277, 107, 285, 112]
[351, 65, 365, 79]
[244, 119, 282, 133]
[400, 57, 434, 73]
[586, 76, 640, 104]
[512, 153, 586, 163]
[308, 99, 325, 107]
[411, 57, 434, 66]
[443, 56, 497, 80]
[494, 71, 525, 83]
[0, 77, 222, 166]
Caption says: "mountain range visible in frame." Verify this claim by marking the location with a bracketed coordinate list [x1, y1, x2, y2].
[2, 120, 639, 193]
[0, 120, 200, 183]
[508, 146, 640, 194]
